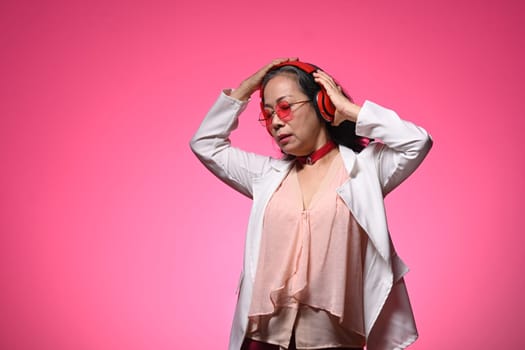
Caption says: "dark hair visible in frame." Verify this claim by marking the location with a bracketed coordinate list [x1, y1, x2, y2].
[261, 65, 370, 153]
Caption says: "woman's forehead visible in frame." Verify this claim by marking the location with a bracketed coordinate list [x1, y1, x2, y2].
[263, 73, 303, 101]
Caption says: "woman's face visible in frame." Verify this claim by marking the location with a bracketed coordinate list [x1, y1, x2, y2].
[262, 73, 329, 156]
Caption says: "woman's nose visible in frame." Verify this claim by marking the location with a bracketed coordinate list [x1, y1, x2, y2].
[271, 113, 285, 130]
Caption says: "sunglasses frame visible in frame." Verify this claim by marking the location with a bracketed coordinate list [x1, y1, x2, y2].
[258, 99, 311, 128]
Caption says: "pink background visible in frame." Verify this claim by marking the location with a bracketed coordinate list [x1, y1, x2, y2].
[1, 0, 524, 349]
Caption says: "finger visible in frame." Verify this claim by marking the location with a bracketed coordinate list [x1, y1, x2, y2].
[270, 57, 298, 67]
[260, 57, 301, 81]
[256, 58, 299, 93]
[313, 70, 331, 79]
[313, 70, 337, 86]
[314, 73, 337, 91]
[259, 58, 289, 78]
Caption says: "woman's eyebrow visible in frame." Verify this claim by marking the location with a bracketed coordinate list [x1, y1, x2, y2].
[263, 95, 292, 108]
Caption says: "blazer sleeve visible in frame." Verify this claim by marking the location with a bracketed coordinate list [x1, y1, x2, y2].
[356, 101, 433, 195]
[189, 90, 273, 198]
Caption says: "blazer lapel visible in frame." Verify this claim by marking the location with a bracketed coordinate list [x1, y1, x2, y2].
[337, 146, 391, 263]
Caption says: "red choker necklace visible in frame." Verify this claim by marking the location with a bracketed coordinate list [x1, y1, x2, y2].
[296, 141, 337, 165]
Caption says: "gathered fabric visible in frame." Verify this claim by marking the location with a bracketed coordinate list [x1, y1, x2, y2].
[247, 155, 367, 349]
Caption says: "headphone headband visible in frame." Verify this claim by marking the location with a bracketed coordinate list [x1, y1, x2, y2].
[273, 61, 318, 74]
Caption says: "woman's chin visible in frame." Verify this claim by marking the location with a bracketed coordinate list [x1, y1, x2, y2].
[279, 144, 296, 156]
[279, 141, 308, 157]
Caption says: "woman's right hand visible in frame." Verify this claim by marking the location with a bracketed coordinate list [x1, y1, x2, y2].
[230, 57, 298, 101]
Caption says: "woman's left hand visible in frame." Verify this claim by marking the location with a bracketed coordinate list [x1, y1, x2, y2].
[313, 70, 361, 125]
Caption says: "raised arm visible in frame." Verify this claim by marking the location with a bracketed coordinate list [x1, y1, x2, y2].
[189, 58, 298, 198]
[356, 101, 433, 195]
[314, 70, 433, 195]
[190, 92, 270, 198]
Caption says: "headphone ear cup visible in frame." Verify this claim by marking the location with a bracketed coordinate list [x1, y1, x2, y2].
[316, 90, 336, 122]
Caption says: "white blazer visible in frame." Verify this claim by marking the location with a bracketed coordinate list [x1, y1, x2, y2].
[190, 91, 433, 350]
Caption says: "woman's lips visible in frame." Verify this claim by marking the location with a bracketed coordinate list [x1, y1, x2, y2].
[277, 134, 292, 144]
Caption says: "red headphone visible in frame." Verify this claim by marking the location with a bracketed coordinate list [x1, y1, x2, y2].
[260, 61, 337, 123]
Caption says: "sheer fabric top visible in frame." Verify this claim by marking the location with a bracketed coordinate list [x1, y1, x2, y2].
[247, 154, 368, 349]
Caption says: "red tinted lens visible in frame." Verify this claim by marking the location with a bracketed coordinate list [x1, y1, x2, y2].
[258, 109, 271, 127]
[275, 101, 292, 120]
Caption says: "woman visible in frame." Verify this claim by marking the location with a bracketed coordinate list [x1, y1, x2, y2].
[190, 58, 433, 350]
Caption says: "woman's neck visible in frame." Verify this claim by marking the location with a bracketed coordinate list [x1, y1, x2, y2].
[296, 140, 337, 165]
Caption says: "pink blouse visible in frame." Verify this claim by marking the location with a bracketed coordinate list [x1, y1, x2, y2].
[246, 154, 368, 349]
